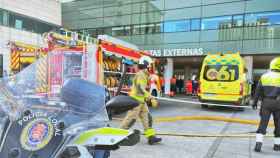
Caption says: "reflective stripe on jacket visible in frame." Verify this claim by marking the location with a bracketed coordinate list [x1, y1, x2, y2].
[253, 71, 280, 108]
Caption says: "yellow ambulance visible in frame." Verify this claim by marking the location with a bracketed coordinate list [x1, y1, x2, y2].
[198, 52, 251, 108]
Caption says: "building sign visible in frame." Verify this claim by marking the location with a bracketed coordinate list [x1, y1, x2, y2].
[149, 48, 204, 57]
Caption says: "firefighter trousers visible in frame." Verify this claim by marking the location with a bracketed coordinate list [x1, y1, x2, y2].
[120, 103, 154, 137]
[257, 107, 280, 137]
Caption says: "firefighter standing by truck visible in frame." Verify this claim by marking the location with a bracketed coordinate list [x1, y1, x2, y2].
[120, 56, 162, 145]
[252, 57, 280, 152]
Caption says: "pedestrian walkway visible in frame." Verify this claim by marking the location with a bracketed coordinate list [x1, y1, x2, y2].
[110, 99, 278, 158]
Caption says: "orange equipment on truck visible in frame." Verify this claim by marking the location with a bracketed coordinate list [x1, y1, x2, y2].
[94, 35, 152, 96]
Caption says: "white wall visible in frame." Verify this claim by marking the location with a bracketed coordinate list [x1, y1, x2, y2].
[244, 56, 253, 81]
[0, 26, 44, 74]
[164, 58, 173, 95]
[0, 0, 61, 25]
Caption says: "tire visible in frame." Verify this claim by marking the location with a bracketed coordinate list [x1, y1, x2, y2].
[236, 107, 245, 111]
[245, 96, 251, 105]
[201, 104, 208, 108]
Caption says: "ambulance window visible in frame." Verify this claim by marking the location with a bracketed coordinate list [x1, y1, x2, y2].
[203, 65, 239, 82]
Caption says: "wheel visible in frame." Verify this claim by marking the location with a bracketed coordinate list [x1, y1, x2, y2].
[236, 107, 245, 111]
[245, 96, 251, 105]
[201, 104, 208, 108]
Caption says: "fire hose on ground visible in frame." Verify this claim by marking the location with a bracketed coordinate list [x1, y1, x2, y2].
[112, 95, 275, 138]
[113, 116, 274, 138]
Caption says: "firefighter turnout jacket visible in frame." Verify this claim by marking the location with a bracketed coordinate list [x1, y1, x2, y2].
[253, 70, 280, 110]
[129, 70, 151, 103]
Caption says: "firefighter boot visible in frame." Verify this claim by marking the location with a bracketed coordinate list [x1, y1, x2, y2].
[144, 128, 162, 145]
[254, 134, 264, 152]
[273, 138, 280, 151]
[148, 136, 162, 145]
[254, 142, 262, 152]
[273, 144, 280, 151]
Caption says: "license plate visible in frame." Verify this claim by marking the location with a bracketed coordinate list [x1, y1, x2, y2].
[204, 93, 215, 96]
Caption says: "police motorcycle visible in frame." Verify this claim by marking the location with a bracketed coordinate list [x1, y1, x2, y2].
[0, 58, 140, 158]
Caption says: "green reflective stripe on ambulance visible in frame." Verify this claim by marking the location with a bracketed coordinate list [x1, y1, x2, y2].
[74, 127, 129, 145]
[221, 59, 227, 62]
[205, 60, 239, 65]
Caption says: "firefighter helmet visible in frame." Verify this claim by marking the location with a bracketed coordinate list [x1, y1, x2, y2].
[138, 56, 153, 68]
[270, 57, 280, 71]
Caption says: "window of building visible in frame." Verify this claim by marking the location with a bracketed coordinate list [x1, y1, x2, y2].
[36, 21, 54, 34]
[191, 19, 201, 31]
[164, 20, 190, 33]
[124, 26, 131, 36]
[0, 9, 57, 34]
[88, 29, 98, 37]
[104, 27, 112, 35]
[232, 15, 244, 27]
[155, 22, 163, 33]
[15, 19, 23, 29]
[144, 24, 152, 34]
[138, 25, 147, 35]
[112, 26, 125, 36]
[97, 28, 104, 36]
[2, 10, 9, 26]
[245, 11, 280, 26]
[140, 24, 155, 34]
[0, 10, 3, 25]
[132, 25, 141, 35]
[201, 16, 232, 30]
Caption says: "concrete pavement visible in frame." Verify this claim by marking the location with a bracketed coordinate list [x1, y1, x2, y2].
[110, 97, 279, 158]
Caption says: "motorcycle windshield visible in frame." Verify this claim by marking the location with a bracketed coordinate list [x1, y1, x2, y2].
[0, 53, 108, 135]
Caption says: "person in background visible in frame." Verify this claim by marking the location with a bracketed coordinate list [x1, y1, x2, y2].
[186, 78, 192, 95]
[3, 70, 7, 78]
[170, 75, 177, 96]
[175, 75, 180, 94]
[192, 75, 198, 96]
[159, 75, 165, 96]
[251, 77, 259, 97]
[179, 75, 184, 94]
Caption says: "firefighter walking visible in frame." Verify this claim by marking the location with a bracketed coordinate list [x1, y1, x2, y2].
[252, 57, 280, 152]
[120, 56, 162, 145]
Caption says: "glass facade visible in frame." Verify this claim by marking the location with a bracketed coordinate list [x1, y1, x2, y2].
[0, 8, 58, 34]
[0, 10, 3, 25]
[245, 11, 280, 26]
[201, 16, 232, 30]
[62, 0, 280, 55]
[164, 20, 190, 33]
